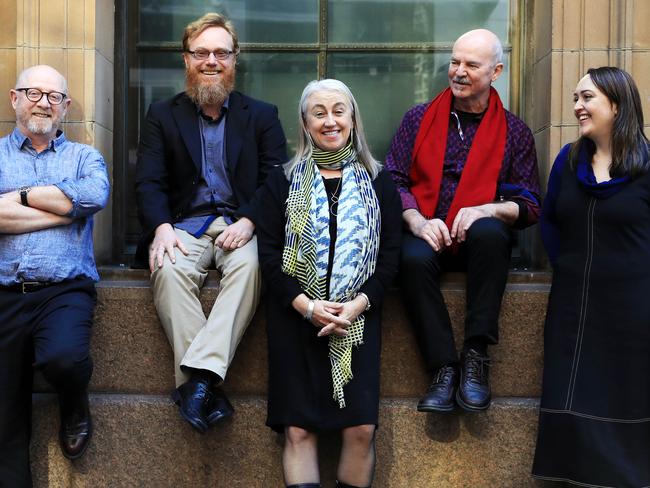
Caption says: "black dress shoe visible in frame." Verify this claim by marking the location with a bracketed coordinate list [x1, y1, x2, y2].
[417, 364, 458, 413]
[59, 391, 92, 460]
[206, 385, 234, 425]
[171, 379, 211, 433]
[456, 348, 491, 412]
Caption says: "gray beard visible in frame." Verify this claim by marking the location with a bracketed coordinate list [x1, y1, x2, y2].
[27, 117, 54, 135]
[186, 81, 231, 107]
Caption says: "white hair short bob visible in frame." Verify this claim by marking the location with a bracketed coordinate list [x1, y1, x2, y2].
[284, 79, 382, 179]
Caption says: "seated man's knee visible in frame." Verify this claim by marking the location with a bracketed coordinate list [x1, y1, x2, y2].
[466, 217, 510, 247]
[151, 259, 187, 284]
[237, 256, 260, 277]
[41, 351, 92, 389]
[224, 254, 261, 286]
[401, 237, 438, 275]
[285, 426, 315, 448]
[150, 261, 200, 298]
[342, 424, 376, 448]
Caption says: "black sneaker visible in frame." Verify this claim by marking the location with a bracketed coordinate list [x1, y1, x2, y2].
[456, 349, 491, 412]
[417, 364, 458, 413]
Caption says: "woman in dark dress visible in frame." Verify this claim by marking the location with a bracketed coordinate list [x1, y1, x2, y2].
[255, 79, 401, 488]
[532, 67, 650, 487]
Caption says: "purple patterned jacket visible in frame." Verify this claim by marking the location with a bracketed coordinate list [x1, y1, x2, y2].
[385, 101, 541, 228]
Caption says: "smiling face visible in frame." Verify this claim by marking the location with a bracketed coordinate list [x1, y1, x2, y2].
[183, 26, 236, 107]
[11, 66, 69, 140]
[448, 30, 503, 112]
[304, 90, 353, 152]
[574, 74, 617, 143]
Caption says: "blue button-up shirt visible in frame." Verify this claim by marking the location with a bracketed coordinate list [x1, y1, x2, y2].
[176, 99, 237, 237]
[0, 128, 110, 285]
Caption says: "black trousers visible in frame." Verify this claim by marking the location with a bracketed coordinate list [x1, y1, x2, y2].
[399, 217, 512, 373]
[0, 278, 96, 488]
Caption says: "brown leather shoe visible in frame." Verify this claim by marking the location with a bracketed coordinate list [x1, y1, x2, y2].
[59, 391, 92, 460]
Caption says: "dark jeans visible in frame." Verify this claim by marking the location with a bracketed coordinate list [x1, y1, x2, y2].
[0, 278, 96, 488]
[399, 217, 512, 373]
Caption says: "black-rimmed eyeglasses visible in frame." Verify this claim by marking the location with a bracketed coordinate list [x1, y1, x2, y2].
[186, 49, 236, 61]
[15, 88, 67, 105]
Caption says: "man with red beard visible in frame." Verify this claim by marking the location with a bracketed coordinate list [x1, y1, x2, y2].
[386, 29, 540, 414]
[135, 13, 287, 433]
[0, 65, 109, 486]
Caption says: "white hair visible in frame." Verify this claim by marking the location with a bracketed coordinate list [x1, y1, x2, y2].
[284, 79, 382, 179]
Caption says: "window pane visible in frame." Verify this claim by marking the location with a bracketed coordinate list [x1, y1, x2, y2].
[139, 0, 318, 44]
[328, 0, 509, 44]
[122, 0, 514, 259]
[136, 53, 186, 119]
[328, 52, 509, 159]
[236, 52, 318, 152]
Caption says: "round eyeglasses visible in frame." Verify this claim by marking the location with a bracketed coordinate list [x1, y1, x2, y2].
[186, 49, 236, 61]
[15, 88, 67, 105]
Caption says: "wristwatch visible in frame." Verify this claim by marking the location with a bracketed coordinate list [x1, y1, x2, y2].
[19, 186, 31, 206]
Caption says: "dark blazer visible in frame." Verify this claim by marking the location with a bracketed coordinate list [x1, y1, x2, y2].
[134, 90, 287, 266]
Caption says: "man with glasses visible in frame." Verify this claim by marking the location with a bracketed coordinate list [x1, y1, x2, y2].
[135, 12, 287, 433]
[0, 65, 109, 486]
[386, 29, 541, 414]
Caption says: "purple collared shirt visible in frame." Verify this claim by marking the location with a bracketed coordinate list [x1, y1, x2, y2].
[385, 100, 541, 228]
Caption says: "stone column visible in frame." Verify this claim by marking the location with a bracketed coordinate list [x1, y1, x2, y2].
[529, 0, 649, 183]
[0, 0, 114, 262]
[525, 0, 649, 265]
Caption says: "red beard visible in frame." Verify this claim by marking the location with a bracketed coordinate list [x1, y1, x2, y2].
[185, 66, 235, 107]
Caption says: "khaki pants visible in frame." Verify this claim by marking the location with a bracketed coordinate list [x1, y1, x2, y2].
[150, 218, 261, 387]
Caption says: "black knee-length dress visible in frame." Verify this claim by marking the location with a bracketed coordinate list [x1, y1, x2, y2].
[532, 143, 650, 487]
[255, 168, 402, 433]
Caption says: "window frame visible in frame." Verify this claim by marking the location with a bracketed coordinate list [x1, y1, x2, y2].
[113, 0, 527, 265]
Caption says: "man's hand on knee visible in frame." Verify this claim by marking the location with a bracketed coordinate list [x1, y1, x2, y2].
[451, 201, 518, 243]
[403, 209, 451, 252]
[215, 217, 254, 251]
[451, 205, 495, 243]
[149, 223, 189, 272]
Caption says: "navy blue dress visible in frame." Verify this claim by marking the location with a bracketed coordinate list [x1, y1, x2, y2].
[532, 143, 650, 487]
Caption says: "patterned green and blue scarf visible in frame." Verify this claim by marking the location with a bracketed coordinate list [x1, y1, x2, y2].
[282, 142, 381, 408]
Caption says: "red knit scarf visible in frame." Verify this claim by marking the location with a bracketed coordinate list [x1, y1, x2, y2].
[409, 87, 507, 227]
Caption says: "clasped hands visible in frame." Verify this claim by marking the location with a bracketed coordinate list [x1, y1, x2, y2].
[292, 294, 368, 338]
[148, 218, 255, 272]
[404, 204, 497, 252]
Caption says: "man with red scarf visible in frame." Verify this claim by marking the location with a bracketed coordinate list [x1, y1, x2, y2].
[386, 29, 540, 413]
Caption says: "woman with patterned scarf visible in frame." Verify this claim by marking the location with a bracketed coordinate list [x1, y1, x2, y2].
[255, 79, 402, 488]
